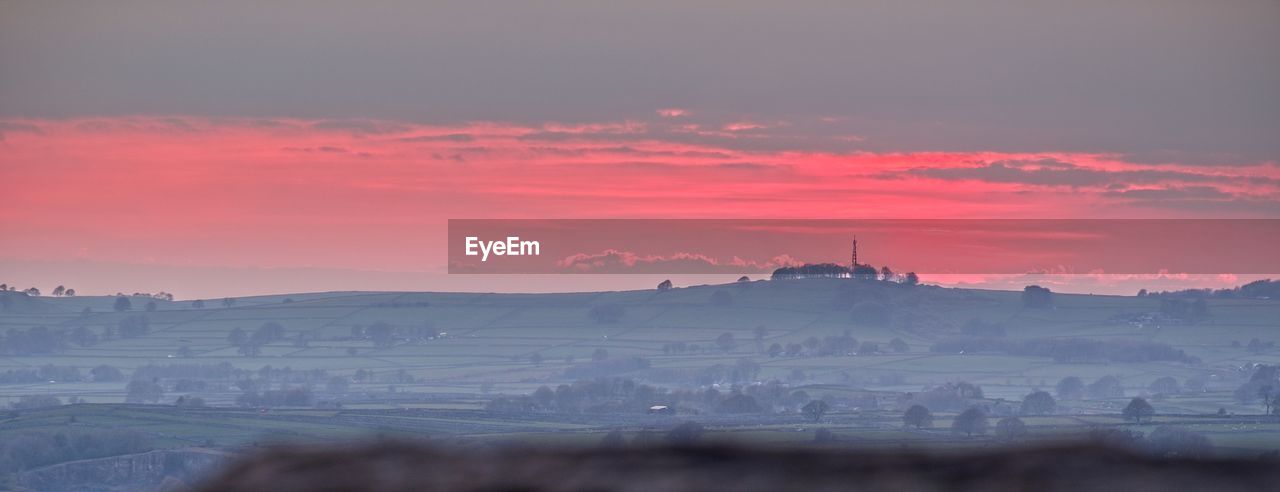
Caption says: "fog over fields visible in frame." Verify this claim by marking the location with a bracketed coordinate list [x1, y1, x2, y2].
[2, 276, 1279, 488]
[4, 1, 1278, 490]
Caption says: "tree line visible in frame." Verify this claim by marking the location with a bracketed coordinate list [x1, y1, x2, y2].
[770, 263, 919, 285]
[1140, 279, 1279, 300]
[0, 429, 149, 474]
[487, 377, 824, 416]
[930, 336, 1199, 364]
[0, 284, 78, 297]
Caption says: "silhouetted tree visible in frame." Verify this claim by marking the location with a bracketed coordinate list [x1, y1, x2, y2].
[657, 279, 673, 291]
[903, 404, 932, 428]
[90, 365, 124, 382]
[1022, 285, 1053, 308]
[256, 322, 286, 342]
[113, 296, 132, 312]
[64, 288, 75, 297]
[367, 321, 395, 348]
[952, 407, 989, 436]
[955, 382, 984, 399]
[591, 348, 609, 361]
[1056, 376, 1085, 399]
[117, 315, 150, 338]
[772, 263, 853, 280]
[851, 264, 878, 280]
[1257, 385, 1276, 415]
[904, 272, 920, 286]
[1123, 397, 1155, 423]
[531, 386, 555, 408]
[175, 395, 206, 407]
[11, 395, 62, 410]
[1020, 391, 1056, 415]
[52, 286, 65, 297]
[1087, 375, 1124, 399]
[995, 416, 1028, 440]
[1149, 376, 1180, 395]
[802, 400, 830, 423]
[716, 394, 762, 413]
[1234, 366, 1280, 410]
[125, 380, 165, 404]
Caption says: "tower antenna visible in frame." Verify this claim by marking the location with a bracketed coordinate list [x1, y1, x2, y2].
[851, 235, 858, 269]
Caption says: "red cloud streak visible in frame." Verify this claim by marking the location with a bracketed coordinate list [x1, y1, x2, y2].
[2, 116, 1277, 273]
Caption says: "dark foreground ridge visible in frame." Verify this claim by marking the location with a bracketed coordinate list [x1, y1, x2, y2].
[197, 441, 1278, 492]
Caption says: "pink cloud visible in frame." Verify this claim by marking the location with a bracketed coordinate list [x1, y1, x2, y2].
[1, 115, 1276, 274]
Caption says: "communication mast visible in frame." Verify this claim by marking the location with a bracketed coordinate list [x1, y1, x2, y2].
[851, 236, 858, 269]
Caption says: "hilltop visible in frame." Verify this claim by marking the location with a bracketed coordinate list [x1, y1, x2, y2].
[0, 278, 1276, 405]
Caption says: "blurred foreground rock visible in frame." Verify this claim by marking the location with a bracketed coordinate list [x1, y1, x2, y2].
[196, 441, 1279, 492]
[13, 448, 230, 492]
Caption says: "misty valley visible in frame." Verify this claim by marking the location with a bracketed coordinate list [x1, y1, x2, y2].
[1, 277, 1278, 489]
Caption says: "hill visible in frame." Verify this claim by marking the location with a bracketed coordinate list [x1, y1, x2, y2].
[1, 278, 1278, 480]
[2, 279, 1277, 402]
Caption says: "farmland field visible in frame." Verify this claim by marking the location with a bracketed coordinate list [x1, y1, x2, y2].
[2, 278, 1279, 487]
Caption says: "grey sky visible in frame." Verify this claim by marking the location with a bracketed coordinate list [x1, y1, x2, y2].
[2, 0, 1277, 163]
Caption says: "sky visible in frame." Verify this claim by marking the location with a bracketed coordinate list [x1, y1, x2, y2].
[1, 1, 1278, 298]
